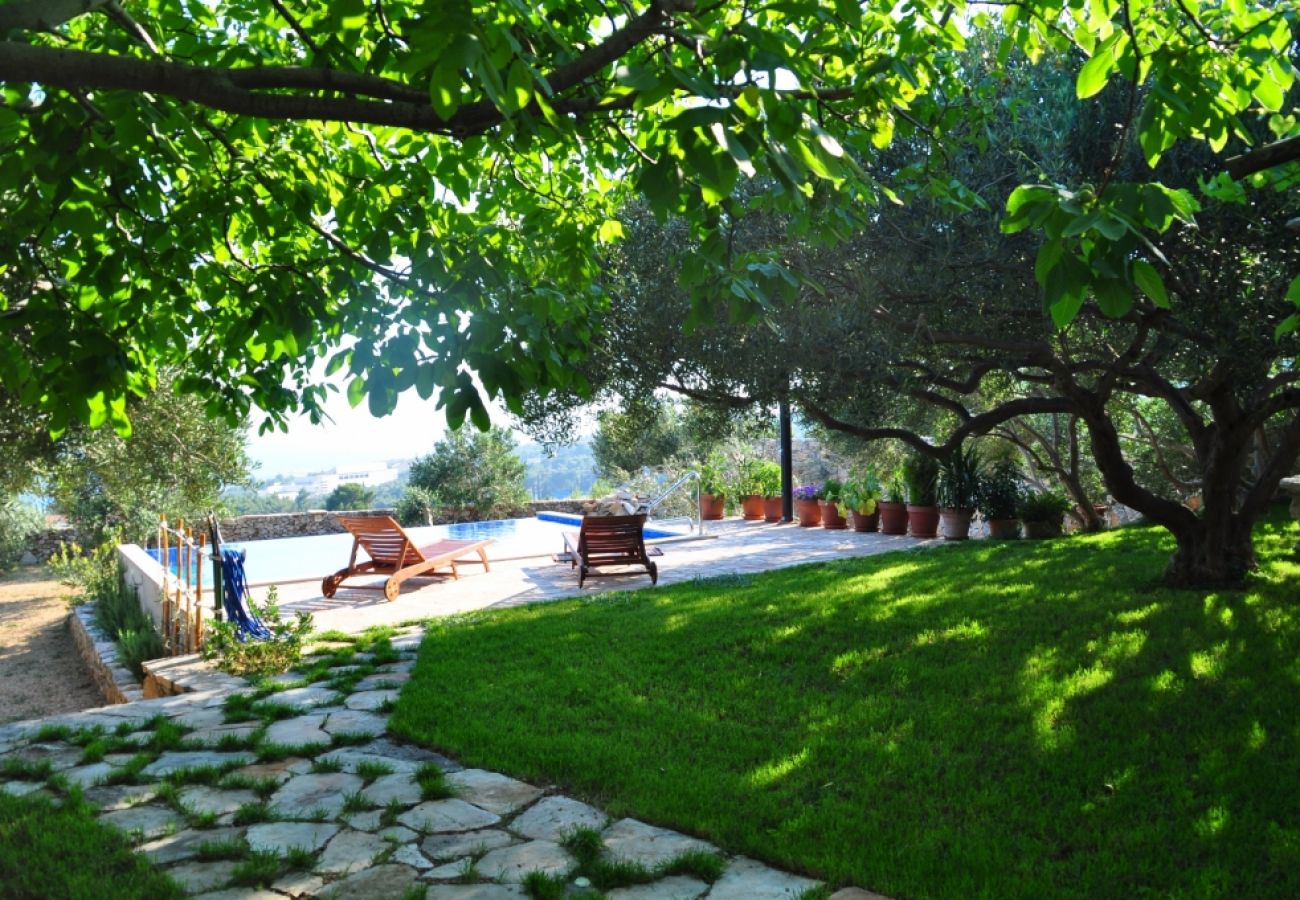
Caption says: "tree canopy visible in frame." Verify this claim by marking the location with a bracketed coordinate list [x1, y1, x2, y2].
[3, 0, 1297, 440]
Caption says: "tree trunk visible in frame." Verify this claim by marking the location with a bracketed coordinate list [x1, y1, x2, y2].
[1164, 510, 1258, 588]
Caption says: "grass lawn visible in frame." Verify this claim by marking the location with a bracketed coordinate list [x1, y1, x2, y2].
[391, 511, 1300, 899]
[0, 791, 183, 899]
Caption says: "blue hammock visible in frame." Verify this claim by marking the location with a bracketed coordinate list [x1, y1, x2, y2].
[220, 547, 271, 641]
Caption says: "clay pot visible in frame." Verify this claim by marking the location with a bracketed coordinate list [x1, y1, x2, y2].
[819, 500, 847, 530]
[700, 493, 725, 520]
[763, 496, 783, 523]
[849, 510, 879, 533]
[939, 507, 975, 541]
[878, 501, 908, 535]
[987, 518, 1021, 539]
[906, 504, 940, 539]
[740, 495, 765, 521]
[795, 499, 822, 527]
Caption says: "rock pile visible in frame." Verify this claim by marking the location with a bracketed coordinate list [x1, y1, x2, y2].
[582, 490, 651, 517]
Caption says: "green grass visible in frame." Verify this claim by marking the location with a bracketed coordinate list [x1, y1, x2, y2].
[392, 512, 1300, 899]
[0, 791, 183, 899]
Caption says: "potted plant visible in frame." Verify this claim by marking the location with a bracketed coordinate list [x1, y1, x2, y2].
[793, 483, 823, 527]
[1017, 489, 1072, 539]
[756, 460, 784, 522]
[978, 460, 1023, 539]
[878, 471, 909, 535]
[698, 456, 726, 520]
[903, 453, 940, 538]
[937, 446, 982, 540]
[820, 478, 848, 530]
[733, 458, 768, 521]
[843, 467, 882, 532]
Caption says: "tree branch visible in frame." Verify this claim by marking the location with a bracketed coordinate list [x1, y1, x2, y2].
[0, 0, 110, 32]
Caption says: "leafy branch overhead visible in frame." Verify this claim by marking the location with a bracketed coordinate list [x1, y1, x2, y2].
[1, 0, 1296, 435]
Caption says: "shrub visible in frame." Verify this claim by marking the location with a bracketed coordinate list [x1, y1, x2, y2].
[202, 586, 314, 678]
[977, 461, 1024, 520]
[843, 468, 882, 514]
[902, 453, 940, 506]
[937, 446, 982, 511]
[57, 546, 165, 679]
[396, 486, 440, 527]
[0, 498, 43, 571]
[1017, 490, 1072, 528]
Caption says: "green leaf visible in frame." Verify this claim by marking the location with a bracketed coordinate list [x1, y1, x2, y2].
[1131, 260, 1169, 308]
[1076, 52, 1113, 100]
[1275, 313, 1299, 340]
[615, 65, 660, 91]
[1286, 274, 1300, 304]
[346, 376, 366, 408]
[1094, 279, 1133, 318]
[504, 58, 532, 113]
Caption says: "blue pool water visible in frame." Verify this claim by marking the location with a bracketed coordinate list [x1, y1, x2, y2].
[150, 514, 686, 585]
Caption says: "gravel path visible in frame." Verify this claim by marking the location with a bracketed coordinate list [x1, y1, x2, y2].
[0, 568, 103, 724]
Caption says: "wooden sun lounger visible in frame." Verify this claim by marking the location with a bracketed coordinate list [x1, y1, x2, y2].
[322, 515, 493, 602]
[561, 514, 662, 588]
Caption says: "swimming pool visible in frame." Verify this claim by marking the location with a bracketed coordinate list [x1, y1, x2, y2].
[151, 514, 687, 585]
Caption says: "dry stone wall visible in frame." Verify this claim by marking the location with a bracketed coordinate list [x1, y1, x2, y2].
[67, 604, 144, 705]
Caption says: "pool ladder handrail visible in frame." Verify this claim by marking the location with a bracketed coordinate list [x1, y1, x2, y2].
[645, 470, 702, 535]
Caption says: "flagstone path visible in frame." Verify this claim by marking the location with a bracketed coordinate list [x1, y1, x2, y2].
[0, 627, 885, 900]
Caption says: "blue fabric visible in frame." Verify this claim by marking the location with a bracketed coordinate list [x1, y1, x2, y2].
[220, 548, 271, 641]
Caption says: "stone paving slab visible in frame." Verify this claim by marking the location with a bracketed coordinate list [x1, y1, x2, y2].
[83, 783, 161, 810]
[265, 713, 331, 747]
[193, 889, 282, 900]
[425, 886, 528, 899]
[141, 750, 253, 778]
[705, 856, 822, 899]
[606, 875, 710, 899]
[139, 826, 246, 865]
[360, 772, 423, 807]
[178, 785, 258, 816]
[343, 689, 400, 711]
[601, 817, 716, 868]
[323, 708, 389, 736]
[315, 828, 391, 874]
[420, 828, 518, 861]
[247, 821, 341, 854]
[271, 870, 327, 898]
[510, 795, 606, 841]
[444, 769, 543, 816]
[476, 839, 575, 883]
[270, 772, 365, 819]
[165, 860, 239, 894]
[97, 804, 186, 841]
[320, 863, 420, 898]
[61, 761, 116, 788]
[399, 797, 501, 833]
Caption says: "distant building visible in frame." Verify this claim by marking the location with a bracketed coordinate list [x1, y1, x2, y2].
[258, 462, 404, 498]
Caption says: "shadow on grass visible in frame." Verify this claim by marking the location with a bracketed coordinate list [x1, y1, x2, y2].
[390, 513, 1300, 899]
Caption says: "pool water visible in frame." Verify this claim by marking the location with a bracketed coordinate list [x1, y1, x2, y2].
[151, 514, 686, 586]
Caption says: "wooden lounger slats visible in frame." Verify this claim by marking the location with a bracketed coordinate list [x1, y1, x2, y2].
[563, 514, 660, 587]
[321, 515, 493, 602]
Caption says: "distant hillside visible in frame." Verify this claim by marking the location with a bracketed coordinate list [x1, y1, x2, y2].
[516, 440, 597, 500]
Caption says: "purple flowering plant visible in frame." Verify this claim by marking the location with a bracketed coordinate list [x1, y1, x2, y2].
[793, 483, 823, 501]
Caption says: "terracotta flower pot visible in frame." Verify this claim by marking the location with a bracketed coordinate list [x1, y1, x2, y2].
[939, 507, 974, 541]
[878, 501, 908, 535]
[906, 504, 940, 539]
[849, 510, 879, 533]
[820, 500, 847, 530]
[763, 496, 783, 522]
[700, 493, 725, 520]
[740, 495, 765, 521]
[795, 498, 822, 527]
[987, 518, 1021, 539]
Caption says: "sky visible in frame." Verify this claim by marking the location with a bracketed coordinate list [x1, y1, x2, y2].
[245, 387, 451, 478]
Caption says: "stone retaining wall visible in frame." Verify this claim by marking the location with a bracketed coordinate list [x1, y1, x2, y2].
[217, 500, 589, 542]
[23, 526, 84, 564]
[67, 604, 145, 705]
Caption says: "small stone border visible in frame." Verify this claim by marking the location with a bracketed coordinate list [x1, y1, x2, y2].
[142, 654, 247, 699]
[68, 603, 145, 705]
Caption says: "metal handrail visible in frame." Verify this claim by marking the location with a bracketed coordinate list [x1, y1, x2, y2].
[646, 470, 701, 534]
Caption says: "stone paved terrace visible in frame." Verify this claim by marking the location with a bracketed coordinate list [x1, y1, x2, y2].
[273, 518, 941, 635]
[0, 627, 888, 899]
